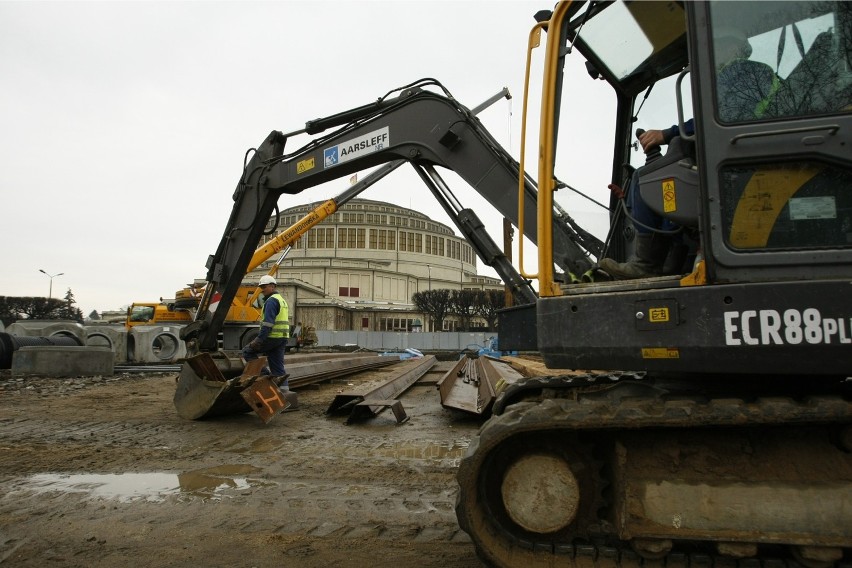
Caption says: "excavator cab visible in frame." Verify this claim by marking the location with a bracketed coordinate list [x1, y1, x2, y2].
[511, 0, 852, 376]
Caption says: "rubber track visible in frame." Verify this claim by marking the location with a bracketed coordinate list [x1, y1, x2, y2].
[457, 391, 852, 568]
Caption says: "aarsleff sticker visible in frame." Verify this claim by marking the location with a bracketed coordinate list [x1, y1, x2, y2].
[323, 127, 389, 168]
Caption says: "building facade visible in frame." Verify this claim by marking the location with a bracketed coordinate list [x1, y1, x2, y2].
[247, 198, 504, 332]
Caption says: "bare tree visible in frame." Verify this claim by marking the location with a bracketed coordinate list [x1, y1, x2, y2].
[449, 289, 478, 331]
[411, 289, 451, 332]
[474, 290, 505, 332]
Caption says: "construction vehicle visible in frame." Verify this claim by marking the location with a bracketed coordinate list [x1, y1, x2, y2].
[125, 302, 192, 329]
[175, 0, 851, 564]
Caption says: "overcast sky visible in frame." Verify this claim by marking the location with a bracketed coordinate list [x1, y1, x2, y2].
[1, 0, 626, 316]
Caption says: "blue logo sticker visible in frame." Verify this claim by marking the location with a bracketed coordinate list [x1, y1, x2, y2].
[323, 147, 339, 168]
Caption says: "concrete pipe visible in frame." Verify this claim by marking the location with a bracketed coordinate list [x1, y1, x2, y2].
[6, 320, 87, 344]
[85, 325, 129, 364]
[128, 325, 187, 364]
[0, 332, 84, 369]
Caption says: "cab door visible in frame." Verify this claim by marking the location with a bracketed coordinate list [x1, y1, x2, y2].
[688, 1, 852, 283]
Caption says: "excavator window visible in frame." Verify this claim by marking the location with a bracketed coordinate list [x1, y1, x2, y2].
[570, 0, 688, 93]
[721, 162, 852, 251]
[709, 1, 852, 122]
[129, 305, 154, 323]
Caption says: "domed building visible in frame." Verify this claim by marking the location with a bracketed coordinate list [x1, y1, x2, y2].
[247, 198, 504, 332]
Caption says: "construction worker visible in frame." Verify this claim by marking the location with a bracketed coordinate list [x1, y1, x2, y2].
[242, 274, 290, 389]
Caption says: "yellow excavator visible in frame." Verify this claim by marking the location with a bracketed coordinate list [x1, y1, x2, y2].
[456, 2, 852, 566]
[175, 0, 851, 564]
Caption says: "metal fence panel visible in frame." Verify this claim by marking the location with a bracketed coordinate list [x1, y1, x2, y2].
[315, 331, 497, 351]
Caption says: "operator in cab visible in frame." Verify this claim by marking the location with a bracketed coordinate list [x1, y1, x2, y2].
[242, 275, 291, 389]
[600, 27, 778, 279]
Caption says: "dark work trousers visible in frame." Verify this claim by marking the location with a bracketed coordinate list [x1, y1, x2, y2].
[241, 337, 287, 376]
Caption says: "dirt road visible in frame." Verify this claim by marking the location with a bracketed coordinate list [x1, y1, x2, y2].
[0, 358, 486, 567]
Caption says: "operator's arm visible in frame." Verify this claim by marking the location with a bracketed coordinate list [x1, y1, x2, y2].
[256, 297, 281, 342]
[639, 118, 695, 152]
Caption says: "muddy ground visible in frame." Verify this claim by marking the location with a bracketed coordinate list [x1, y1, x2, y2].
[0, 357, 488, 567]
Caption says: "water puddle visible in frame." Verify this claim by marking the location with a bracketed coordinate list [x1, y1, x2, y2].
[22, 464, 271, 503]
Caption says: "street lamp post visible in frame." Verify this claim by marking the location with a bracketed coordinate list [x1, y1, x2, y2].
[39, 269, 64, 299]
[426, 264, 432, 332]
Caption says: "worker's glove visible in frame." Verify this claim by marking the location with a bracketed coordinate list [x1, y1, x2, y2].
[248, 339, 263, 350]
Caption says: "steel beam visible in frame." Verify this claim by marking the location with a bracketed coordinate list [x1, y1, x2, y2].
[326, 355, 436, 424]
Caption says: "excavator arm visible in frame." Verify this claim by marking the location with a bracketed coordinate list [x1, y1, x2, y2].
[184, 84, 600, 353]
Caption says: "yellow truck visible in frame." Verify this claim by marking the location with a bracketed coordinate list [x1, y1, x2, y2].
[125, 302, 193, 329]
[125, 288, 263, 330]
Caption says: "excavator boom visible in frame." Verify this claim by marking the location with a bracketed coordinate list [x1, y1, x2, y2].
[183, 85, 598, 354]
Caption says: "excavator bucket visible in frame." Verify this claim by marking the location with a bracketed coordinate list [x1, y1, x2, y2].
[239, 376, 290, 424]
[173, 352, 289, 422]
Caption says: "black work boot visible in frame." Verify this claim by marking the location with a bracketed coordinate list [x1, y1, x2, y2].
[599, 234, 671, 280]
[274, 374, 291, 391]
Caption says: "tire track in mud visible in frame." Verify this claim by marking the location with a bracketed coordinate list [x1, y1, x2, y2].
[1, 415, 472, 474]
